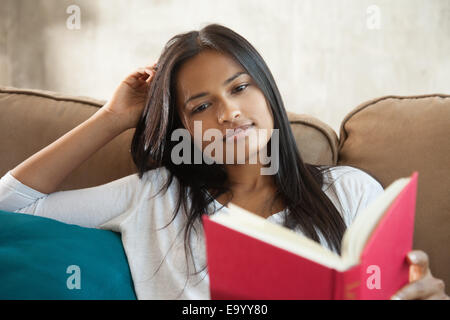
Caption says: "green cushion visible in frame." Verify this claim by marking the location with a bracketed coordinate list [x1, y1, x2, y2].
[0, 210, 137, 300]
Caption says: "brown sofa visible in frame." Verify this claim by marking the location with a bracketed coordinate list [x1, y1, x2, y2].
[1, 85, 449, 292]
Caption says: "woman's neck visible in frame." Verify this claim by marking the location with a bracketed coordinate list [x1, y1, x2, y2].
[224, 162, 272, 192]
[213, 163, 285, 218]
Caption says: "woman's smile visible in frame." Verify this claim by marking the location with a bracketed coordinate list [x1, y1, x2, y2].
[223, 124, 256, 143]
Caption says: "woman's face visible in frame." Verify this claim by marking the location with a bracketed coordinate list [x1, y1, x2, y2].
[175, 49, 274, 164]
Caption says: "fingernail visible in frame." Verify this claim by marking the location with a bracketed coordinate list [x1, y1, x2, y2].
[408, 252, 418, 263]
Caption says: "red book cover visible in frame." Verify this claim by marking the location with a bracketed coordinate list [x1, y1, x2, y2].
[202, 171, 417, 300]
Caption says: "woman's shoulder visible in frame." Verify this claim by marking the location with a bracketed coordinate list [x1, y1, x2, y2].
[318, 165, 385, 225]
[114, 166, 170, 188]
[140, 165, 171, 184]
[319, 165, 383, 191]
[112, 166, 175, 198]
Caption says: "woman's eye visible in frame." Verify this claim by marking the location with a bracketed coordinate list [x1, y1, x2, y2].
[233, 83, 249, 93]
[191, 84, 249, 114]
[193, 103, 210, 113]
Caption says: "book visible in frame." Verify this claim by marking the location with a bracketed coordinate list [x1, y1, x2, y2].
[202, 171, 418, 300]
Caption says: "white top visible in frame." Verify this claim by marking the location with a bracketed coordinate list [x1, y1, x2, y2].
[0, 165, 384, 299]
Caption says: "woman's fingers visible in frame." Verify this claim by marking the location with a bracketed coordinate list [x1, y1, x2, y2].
[135, 67, 152, 80]
[407, 250, 430, 281]
[391, 276, 439, 300]
[391, 249, 449, 300]
[425, 291, 450, 300]
[123, 64, 157, 88]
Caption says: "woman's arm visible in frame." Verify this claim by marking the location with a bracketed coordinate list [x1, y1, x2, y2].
[0, 170, 145, 229]
[9, 63, 157, 195]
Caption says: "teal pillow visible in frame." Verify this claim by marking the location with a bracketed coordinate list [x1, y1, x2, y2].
[0, 210, 137, 300]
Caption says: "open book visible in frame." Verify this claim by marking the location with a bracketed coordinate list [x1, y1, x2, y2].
[202, 171, 418, 300]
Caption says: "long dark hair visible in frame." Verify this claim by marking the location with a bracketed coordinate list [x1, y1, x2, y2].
[130, 23, 348, 296]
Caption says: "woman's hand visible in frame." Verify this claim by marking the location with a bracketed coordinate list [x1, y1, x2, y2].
[391, 250, 449, 300]
[100, 63, 158, 130]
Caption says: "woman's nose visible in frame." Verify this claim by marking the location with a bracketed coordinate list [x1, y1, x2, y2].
[218, 100, 241, 124]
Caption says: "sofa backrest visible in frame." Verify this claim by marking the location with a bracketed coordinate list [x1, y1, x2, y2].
[337, 94, 450, 289]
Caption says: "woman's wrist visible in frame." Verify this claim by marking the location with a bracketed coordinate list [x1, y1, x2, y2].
[95, 104, 133, 133]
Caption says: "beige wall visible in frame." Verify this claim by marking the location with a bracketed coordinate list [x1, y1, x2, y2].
[1, 0, 449, 134]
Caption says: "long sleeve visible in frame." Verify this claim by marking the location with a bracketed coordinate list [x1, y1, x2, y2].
[0, 170, 143, 229]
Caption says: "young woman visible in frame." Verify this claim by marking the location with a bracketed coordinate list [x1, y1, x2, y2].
[0, 24, 447, 300]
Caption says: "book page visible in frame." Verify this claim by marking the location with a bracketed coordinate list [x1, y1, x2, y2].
[340, 177, 410, 265]
[211, 203, 349, 271]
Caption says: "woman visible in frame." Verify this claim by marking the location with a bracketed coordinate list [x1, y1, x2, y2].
[0, 24, 447, 300]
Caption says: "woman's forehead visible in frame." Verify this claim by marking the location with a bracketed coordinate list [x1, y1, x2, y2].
[176, 50, 244, 90]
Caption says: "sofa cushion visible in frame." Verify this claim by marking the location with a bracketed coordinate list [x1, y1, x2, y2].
[287, 111, 339, 166]
[337, 94, 450, 289]
[0, 209, 137, 299]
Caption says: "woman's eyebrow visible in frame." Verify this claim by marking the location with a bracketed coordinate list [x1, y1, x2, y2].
[183, 71, 248, 108]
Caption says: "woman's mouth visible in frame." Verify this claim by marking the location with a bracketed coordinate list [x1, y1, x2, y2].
[223, 124, 255, 142]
